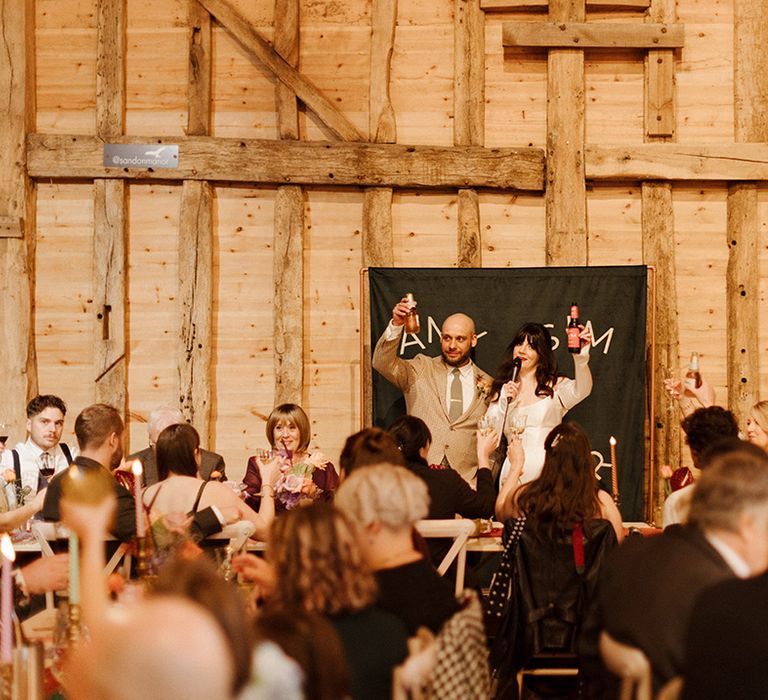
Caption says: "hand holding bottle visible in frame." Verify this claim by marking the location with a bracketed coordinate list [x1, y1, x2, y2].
[391, 295, 415, 327]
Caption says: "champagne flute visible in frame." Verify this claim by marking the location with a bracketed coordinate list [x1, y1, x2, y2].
[505, 413, 527, 442]
[477, 415, 495, 438]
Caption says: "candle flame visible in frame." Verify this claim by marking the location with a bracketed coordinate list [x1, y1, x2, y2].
[609, 436, 617, 446]
[131, 459, 143, 477]
[0, 534, 15, 562]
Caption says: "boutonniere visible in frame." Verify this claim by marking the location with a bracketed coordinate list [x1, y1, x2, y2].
[475, 376, 492, 400]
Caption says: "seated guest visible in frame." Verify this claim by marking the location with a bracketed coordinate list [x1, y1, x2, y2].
[388, 415, 496, 520]
[127, 405, 226, 486]
[683, 570, 768, 699]
[234, 503, 407, 700]
[42, 403, 136, 542]
[495, 422, 624, 541]
[588, 441, 768, 691]
[143, 423, 278, 544]
[243, 404, 339, 512]
[745, 399, 768, 453]
[335, 464, 459, 634]
[338, 427, 405, 476]
[662, 406, 739, 527]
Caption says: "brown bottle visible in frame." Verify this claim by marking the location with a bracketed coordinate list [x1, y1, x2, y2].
[404, 292, 420, 334]
[567, 303, 580, 354]
[684, 352, 702, 393]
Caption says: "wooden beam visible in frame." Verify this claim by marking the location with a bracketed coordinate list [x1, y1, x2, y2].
[502, 22, 684, 49]
[178, 180, 214, 442]
[93, 179, 127, 413]
[734, 0, 768, 142]
[586, 144, 768, 180]
[457, 189, 482, 267]
[273, 185, 304, 406]
[0, 0, 37, 437]
[726, 184, 759, 427]
[645, 49, 675, 138]
[455, 0, 485, 147]
[482, 0, 650, 9]
[28, 134, 546, 191]
[370, 0, 397, 144]
[275, 0, 300, 140]
[641, 182, 678, 525]
[187, 0, 212, 136]
[94, 0, 127, 415]
[198, 0, 364, 142]
[0, 216, 23, 239]
[273, 0, 304, 407]
[545, 0, 587, 266]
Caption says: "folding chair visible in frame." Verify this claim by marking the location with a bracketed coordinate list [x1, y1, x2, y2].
[414, 519, 476, 595]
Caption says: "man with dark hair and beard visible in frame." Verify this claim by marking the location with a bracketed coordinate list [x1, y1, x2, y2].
[373, 298, 492, 482]
[43, 403, 136, 542]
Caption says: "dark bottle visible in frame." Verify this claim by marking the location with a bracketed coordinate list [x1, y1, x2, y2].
[567, 303, 581, 354]
[404, 292, 420, 334]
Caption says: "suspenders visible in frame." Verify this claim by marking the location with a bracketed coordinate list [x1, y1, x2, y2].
[10, 443, 74, 503]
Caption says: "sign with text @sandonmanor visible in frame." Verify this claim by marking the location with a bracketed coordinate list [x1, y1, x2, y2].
[103, 144, 179, 168]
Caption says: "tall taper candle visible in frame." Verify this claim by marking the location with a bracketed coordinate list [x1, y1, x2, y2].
[0, 535, 16, 664]
[69, 532, 80, 605]
[609, 436, 619, 501]
[131, 460, 145, 537]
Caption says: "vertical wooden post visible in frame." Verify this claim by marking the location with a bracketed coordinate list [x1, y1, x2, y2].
[274, 0, 305, 407]
[180, 0, 215, 444]
[545, 0, 587, 266]
[454, 0, 485, 268]
[362, 0, 398, 425]
[642, 0, 678, 523]
[94, 0, 128, 416]
[727, 0, 767, 426]
[0, 0, 37, 438]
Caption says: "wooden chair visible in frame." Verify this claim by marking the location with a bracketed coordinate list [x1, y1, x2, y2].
[204, 520, 256, 551]
[599, 631, 652, 700]
[414, 518, 476, 595]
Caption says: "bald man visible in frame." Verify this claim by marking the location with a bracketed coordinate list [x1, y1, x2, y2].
[372, 298, 492, 481]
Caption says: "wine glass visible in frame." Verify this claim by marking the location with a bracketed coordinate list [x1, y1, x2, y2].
[0, 424, 7, 447]
[505, 413, 527, 442]
[477, 415, 495, 438]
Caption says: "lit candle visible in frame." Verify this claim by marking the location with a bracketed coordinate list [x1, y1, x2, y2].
[1, 534, 16, 664]
[69, 532, 80, 605]
[131, 460, 145, 538]
[609, 436, 619, 501]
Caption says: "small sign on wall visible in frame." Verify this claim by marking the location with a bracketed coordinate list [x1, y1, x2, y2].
[103, 144, 179, 168]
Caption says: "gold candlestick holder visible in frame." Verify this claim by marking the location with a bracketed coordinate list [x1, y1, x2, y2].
[67, 602, 81, 646]
[135, 536, 152, 579]
[0, 663, 11, 700]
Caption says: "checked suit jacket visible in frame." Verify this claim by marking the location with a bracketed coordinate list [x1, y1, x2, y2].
[372, 330, 492, 483]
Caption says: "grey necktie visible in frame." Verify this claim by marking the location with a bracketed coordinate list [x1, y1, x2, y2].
[449, 367, 463, 421]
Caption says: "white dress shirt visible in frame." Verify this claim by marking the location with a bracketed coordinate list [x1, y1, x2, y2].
[0, 438, 78, 507]
[383, 320, 475, 416]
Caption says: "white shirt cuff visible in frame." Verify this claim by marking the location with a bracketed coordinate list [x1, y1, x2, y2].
[383, 320, 405, 342]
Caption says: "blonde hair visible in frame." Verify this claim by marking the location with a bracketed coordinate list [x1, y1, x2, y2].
[751, 401, 768, 432]
[268, 503, 377, 616]
[266, 403, 311, 453]
[335, 464, 429, 530]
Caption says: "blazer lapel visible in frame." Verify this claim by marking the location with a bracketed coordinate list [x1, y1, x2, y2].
[429, 356, 450, 418]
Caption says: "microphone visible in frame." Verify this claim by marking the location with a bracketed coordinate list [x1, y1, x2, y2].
[509, 357, 522, 385]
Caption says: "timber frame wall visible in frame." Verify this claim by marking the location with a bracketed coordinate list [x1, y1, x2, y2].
[0, 0, 766, 522]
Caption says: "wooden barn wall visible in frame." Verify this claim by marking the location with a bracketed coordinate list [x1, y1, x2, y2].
[24, 0, 767, 490]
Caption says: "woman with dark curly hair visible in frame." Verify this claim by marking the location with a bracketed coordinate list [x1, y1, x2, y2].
[233, 502, 408, 700]
[485, 322, 593, 485]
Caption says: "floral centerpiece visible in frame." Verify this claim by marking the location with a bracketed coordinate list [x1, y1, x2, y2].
[274, 451, 334, 510]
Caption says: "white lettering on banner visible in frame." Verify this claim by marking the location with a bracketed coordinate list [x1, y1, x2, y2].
[427, 315, 442, 344]
[399, 316, 488, 355]
[544, 323, 560, 351]
[400, 332, 425, 353]
[585, 320, 614, 355]
[592, 450, 610, 478]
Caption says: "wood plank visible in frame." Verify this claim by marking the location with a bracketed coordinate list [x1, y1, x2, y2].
[27, 134, 547, 190]
[502, 22, 684, 49]
[457, 188, 482, 267]
[734, 0, 768, 142]
[93, 179, 127, 414]
[641, 182, 679, 525]
[178, 180, 214, 443]
[726, 184, 759, 427]
[482, 0, 650, 9]
[0, 216, 23, 239]
[586, 144, 768, 180]
[96, 0, 124, 139]
[370, 0, 397, 144]
[273, 185, 304, 406]
[274, 0, 300, 140]
[545, 0, 587, 266]
[198, 0, 364, 141]
[187, 0, 212, 136]
[645, 50, 675, 138]
[454, 0, 485, 147]
[362, 188, 395, 267]
[0, 0, 37, 437]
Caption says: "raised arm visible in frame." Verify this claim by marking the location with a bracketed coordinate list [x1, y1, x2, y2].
[557, 327, 593, 411]
[371, 297, 417, 391]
